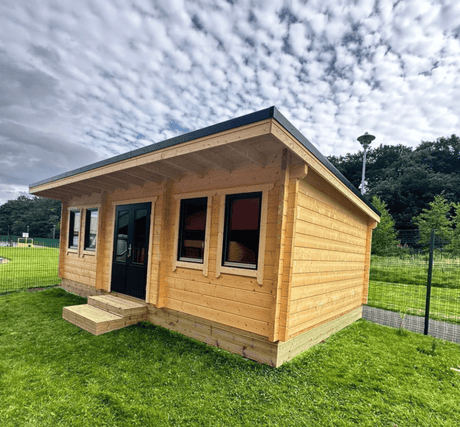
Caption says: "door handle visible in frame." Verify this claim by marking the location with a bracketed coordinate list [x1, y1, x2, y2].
[128, 244, 132, 258]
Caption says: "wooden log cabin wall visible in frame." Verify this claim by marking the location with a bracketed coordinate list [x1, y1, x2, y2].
[30, 107, 380, 367]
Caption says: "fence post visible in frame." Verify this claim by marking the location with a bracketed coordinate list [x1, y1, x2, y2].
[424, 229, 435, 335]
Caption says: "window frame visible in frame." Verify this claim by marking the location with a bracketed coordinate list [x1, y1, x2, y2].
[84, 208, 99, 252]
[68, 209, 82, 251]
[172, 191, 213, 276]
[221, 191, 262, 270]
[215, 184, 273, 285]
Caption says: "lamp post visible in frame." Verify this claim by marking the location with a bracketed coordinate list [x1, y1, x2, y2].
[357, 132, 375, 195]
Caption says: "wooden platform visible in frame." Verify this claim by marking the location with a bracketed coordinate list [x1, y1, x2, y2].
[63, 294, 147, 335]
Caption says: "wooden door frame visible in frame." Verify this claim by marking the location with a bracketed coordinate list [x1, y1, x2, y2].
[108, 197, 157, 302]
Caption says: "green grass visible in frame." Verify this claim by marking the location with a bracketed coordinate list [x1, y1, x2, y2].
[0, 247, 59, 292]
[370, 255, 460, 289]
[368, 280, 460, 324]
[0, 288, 459, 427]
[368, 256, 460, 324]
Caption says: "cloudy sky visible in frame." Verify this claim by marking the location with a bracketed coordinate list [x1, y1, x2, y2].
[1, 0, 459, 206]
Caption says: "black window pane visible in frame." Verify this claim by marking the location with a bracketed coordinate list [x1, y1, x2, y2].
[115, 210, 129, 263]
[133, 209, 148, 264]
[85, 209, 98, 250]
[223, 193, 261, 268]
[69, 211, 80, 248]
[178, 197, 207, 262]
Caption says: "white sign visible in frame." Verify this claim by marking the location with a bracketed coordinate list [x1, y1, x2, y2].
[23, 233, 29, 238]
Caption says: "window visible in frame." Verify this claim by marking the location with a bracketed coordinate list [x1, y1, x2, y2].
[222, 192, 262, 269]
[177, 197, 208, 263]
[68, 210, 81, 249]
[84, 208, 98, 251]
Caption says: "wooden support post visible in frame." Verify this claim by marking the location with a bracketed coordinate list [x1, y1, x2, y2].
[95, 191, 109, 291]
[269, 149, 291, 342]
[157, 180, 173, 308]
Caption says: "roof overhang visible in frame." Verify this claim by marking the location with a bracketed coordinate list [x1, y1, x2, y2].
[29, 106, 380, 221]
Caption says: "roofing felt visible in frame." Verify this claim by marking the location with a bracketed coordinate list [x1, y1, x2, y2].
[29, 106, 379, 216]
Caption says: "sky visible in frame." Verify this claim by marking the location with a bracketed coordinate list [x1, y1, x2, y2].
[1, 0, 460, 206]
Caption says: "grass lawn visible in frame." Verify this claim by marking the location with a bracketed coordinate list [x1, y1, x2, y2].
[368, 280, 460, 324]
[0, 247, 59, 292]
[370, 255, 460, 289]
[0, 289, 459, 426]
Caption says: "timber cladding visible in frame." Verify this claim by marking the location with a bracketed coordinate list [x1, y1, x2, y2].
[42, 107, 382, 366]
[288, 169, 370, 340]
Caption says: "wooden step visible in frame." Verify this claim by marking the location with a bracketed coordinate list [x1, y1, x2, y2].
[63, 304, 126, 335]
[88, 294, 147, 318]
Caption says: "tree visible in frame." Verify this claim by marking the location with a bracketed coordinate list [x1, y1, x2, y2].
[371, 196, 400, 255]
[328, 136, 460, 230]
[0, 196, 61, 239]
[413, 195, 453, 247]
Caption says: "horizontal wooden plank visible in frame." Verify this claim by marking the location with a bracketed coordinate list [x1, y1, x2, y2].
[289, 295, 362, 332]
[289, 284, 363, 314]
[297, 189, 367, 231]
[294, 234, 366, 255]
[293, 247, 366, 263]
[291, 270, 364, 288]
[297, 205, 367, 239]
[167, 288, 271, 322]
[292, 260, 365, 274]
[167, 299, 270, 336]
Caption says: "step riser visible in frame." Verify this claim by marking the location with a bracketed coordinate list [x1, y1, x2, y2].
[63, 306, 146, 336]
[88, 296, 147, 317]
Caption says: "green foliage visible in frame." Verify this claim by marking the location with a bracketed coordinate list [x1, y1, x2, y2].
[1, 289, 459, 426]
[413, 195, 453, 246]
[328, 135, 460, 230]
[371, 196, 400, 255]
[0, 196, 61, 239]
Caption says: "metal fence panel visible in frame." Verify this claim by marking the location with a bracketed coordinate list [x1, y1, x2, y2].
[0, 237, 59, 292]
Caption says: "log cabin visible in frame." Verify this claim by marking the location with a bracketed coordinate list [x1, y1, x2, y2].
[29, 106, 380, 367]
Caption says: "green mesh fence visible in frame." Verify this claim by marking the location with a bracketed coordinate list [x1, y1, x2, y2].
[365, 230, 460, 343]
[0, 236, 60, 292]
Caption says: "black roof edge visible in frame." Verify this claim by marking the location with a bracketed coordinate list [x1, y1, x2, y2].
[29, 106, 380, 216]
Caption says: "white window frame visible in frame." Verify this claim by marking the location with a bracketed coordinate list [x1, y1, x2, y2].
[67, 208, 82, 253]
[216, 184, 273, 285]
[172, 191, 213, 276]
[83, 208, 99, 253]
[67, 205, 102, 257]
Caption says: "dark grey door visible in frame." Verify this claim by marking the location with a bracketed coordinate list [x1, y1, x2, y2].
[111, 202, 151, 299]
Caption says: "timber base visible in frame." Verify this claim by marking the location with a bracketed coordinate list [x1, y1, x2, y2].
[62, 294, 147, 335]
[60, 279, 105, 298]
[147, 305, 363, 367]
[61, 284, 361, 366]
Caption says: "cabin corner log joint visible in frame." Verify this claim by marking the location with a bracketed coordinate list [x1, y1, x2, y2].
[30, 106, 380, 367]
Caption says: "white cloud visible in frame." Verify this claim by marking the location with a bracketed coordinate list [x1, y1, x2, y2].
[0, 0, 459, 205]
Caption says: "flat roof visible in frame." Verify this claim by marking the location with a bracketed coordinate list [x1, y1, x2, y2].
[29, 106, 379, 215]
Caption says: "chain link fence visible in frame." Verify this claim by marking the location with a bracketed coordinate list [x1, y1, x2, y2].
[365, 229, 460, 343]
[0, 236, 60, 293]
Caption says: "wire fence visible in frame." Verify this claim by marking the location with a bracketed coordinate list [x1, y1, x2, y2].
[0, 236, 60, 293]
[365, 230, 460, 343]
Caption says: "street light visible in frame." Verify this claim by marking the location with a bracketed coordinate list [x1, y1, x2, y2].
[357, 132, 375, 195]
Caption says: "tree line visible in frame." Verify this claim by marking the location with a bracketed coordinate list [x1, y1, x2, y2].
[0, 196, 61, 240]
[327, 134, 460, 255]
